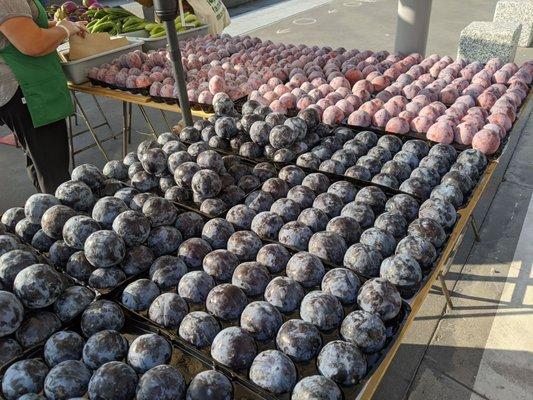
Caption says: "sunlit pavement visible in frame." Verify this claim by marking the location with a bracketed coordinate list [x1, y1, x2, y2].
[0, 2, 532, 399]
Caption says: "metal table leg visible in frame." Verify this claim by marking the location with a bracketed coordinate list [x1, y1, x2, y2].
[67, 115, 75, 168]
[122, 101, 128, 158]
[93, 95, 112, 130]
[128, 103, 133, 144]
[160, 110, 172, 132]
[138, 105, 159, 139]
[71, 92, 110, 162]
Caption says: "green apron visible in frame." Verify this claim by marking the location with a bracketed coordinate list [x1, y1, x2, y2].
[0, 0, 74, 128]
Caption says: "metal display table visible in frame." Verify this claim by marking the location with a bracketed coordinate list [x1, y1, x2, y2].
[67, 82, 211, 165]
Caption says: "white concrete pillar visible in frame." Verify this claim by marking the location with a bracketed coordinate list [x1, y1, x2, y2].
[394, 0, 433, 55]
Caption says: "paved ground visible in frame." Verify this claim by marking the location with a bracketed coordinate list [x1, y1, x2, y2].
[0, 1, 532, 399]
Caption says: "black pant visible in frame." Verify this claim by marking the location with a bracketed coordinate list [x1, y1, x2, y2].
[0, 88, 70, 194]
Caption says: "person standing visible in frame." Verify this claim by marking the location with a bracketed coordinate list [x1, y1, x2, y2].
[0, 0, 85, 193]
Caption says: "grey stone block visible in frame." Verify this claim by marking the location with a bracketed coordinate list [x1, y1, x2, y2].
[494, 0, 533, 47]
[457, 21, 522, 63]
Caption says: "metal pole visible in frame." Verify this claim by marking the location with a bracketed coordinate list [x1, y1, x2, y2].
[394, 0, 432, 56]
[163, 19, 193, 127]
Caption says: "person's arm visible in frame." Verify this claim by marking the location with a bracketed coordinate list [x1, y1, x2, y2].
[48, 20, 57, 27]
[0, 16, 79, 57]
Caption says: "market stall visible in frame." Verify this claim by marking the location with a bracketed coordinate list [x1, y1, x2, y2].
[0, 13, 531, 399]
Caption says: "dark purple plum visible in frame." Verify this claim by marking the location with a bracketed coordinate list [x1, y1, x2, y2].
[24, 194, 61, 225]
[430, 184, 464, 208]
[300, 290, 343, 331]
[312, 145, 333, 161]
[41, 205, 77, 240]
[148, 292, 188, 329]
[44, 331, 85, 367]
[343, 243, 383, 277]
[136, 365, 186, 400]
[399, 177, 432, 200]
[71, 164, 105, 190]
[206, 283, 248, 320]
[355, 130, 378, 147]
[278, 221, 313, 251]
[137, 139, 162, 158]
[0, 290, 24, 336]
[429, 143, 457, 164]
[340, 201, 375, 228]
[202, 249, 239, 282]
[372, 172, 399, 188]
[161, 176, 178, 194]
[188, 142, 210, 157]
[408, 218, 446, 248]
[374, 211, 407, 239]
[261, 178, 288, 200]
[245, 190, 275, 213]
[49, 240, 76, 268]
[13, 218, 39, 245]
[253, 105, 272, 118]
[0, 249, 37, 289]
[128, 162, 144, 180]
[31, 230, 55, 253]
[178, 238, 212, 269]
[419, 198, 457, 229]
[270, 198, 300, 222]
[103, 160, 128, 180]
[357, 277, 402, 321]
[393, 150, 419, 169]
[345, 165, 372, 180]
[179, 127, 201, 142]
[396, 235, 437, 270]
[256, 243, 290, 274]
[419, 154, 449, 176]
[354, 186, 387, 213]
[327, 181, 357, 204]
[456, 148, 487, 171]
[276, 319, 322, 362]
[241, 301, 283, 341]
[91, 197, 128, 229]
[178, 311, 220, 348]
[286, 251, 325, 288]
[449, 162, 479, 184]
[298, 108, 320, 129]
[201, 218, 234, 250]
[167, 151, 192, 174]
[341, 310, 386, 353]
[296, 152, 320, 169]
[251, 211, 283, 240]
[402, 139, 430, 159]
[359, 227, 396, 257]
[380, 254, 422, 290]
[55, 181, 94, 212]
[53, 285, 94, 322]
[1, 359, 49, 400]
[227, 231, 262, 262]
[174, 211, 204, 239]
[88, 267, 125, 289]
[130, 193, 156, 212]
[62, 215, 100, 250]
[284, 117, 307, 141]
[253, 162, 277, 182]
[44, 359, 91, 399]
[127, 333, 171, 373]
[313, 193, 343, 218]
[65, 251, 93, 282]
[326, 216, 361, 245]
[196, 149, 223, 173]
[356, 155, 381, 175]
[149, 255, 187, 290]
[291, 375, 342, 400]
[241, 114, 264, 134]
[269, 125, 296, 149]
[322, 268, 361, 304]
[173, 162, 201, 188]
[381, 160, 412, 182]
[317, 340, 367, 385]
[319, 159, 346, 175]
[1, 207, 25, 233]
[13, 264, 64, 309]
[302, 173, 330, 194]
[242, 100, 260, 115]
[368, 146, 392, 164]
[220, 185, 246, 207]
[111, 211, 150, 248]
[287, 185, 316, 209]
[211, 327, 257, 370]
[377, 135, 403, 153]
[264, 276, 304, 313]
[178, 271, 215, 303]
[231, 262, 270, 296]
[140, 148, 167, 176]
[309, 231, 347, 265]
[87, 361, 137, 400]
[410, 166, 440, 187]
[297, 207, 328, 233]
[162, 140, 186, 156]
[249, 350, 296, 394]
[97, 179, 126, 197]
[200, 198, 227, 217]
[15, 311, 61, 348]
[226, 205, 256, 230]
[146, 226, 182, 257]
[0, 234, 20, 257]
[278, 166, 305, 188]
[82, 330, 128, 369]
[81, 300, 125, 338]
[186, 370, 233, 400]
[84, 230, 126, 268]
[385, 194, 419, 221]
[142, 197, 177, 227]
[121, 279, 160, 311]
[191, 170, 222, 199]
[214, 116, 239, 139]
[240, 141, 264, 158]
[0, 338, 22, 365]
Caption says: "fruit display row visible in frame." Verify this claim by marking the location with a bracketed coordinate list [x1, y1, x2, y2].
[47, 1, 103, 22]
[1, 308, 265, 400]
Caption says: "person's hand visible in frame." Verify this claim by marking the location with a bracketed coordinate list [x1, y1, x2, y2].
[74, 21, 88, 38]
[56, 19, 81, 38]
